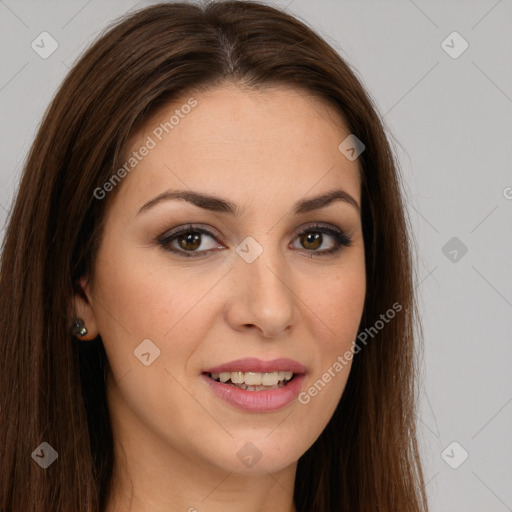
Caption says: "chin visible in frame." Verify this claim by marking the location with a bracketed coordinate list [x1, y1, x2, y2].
[197, 433, 306, 475]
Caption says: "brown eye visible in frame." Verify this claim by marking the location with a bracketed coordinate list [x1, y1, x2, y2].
[300, 232, 322, 250]
[292, 223, 352, 256]
[177, 232, 202, 251]
[158, 224, 224, 258]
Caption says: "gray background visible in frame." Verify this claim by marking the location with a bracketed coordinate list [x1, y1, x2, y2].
[1, 1, 511, 510]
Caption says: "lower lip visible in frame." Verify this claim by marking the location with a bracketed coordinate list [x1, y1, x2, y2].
[201, 373, 306, 413]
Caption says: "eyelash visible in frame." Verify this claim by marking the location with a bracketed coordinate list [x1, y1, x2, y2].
[157, 223, 352, 259]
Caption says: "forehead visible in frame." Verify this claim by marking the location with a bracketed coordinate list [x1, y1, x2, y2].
[113, 84, 361, 214]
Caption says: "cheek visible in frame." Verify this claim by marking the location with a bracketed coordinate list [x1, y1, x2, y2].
[320, 270, 365, 385]
[92, 242, 205, 336]
[91, 248, 224, 445]
[291, 261, 365, 437]
[91, 244, 231, 388]
[298, 260, 366, 349]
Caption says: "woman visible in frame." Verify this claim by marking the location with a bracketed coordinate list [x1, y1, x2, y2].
[0, 1, 428, 511]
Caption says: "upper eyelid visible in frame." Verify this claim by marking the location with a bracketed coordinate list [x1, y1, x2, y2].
[158, 223, 222, 243]
[159, 222, 346, 240]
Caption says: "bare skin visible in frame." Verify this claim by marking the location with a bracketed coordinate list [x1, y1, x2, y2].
[74, 83, 366, 512]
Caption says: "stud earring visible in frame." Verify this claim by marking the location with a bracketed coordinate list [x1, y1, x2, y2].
[71, 318, 88, 337]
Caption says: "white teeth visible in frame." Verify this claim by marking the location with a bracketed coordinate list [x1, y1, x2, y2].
[219, 372, 231, 383]
[208, 370, 295, 387]
[244, 372, 262, 386]
[261, 372, 279, 386]
[231, 371, 244, 384]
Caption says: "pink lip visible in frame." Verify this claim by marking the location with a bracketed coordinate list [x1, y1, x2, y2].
[203, 357, 307, 375]
[201, 373, 306, 413]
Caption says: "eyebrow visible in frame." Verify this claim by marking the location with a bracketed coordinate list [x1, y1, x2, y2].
[137, 187, 360, 216]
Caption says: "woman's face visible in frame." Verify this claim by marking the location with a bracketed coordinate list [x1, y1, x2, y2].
[78, 84, 366, 477]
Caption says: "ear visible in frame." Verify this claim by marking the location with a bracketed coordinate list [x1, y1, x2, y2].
[71, 275, 100, 340]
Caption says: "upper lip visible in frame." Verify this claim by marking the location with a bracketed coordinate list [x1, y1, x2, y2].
[203, 357, 307, 375]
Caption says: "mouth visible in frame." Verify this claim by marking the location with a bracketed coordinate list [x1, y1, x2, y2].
[204, 370, 296, 391]
[201, 357, 307, 412]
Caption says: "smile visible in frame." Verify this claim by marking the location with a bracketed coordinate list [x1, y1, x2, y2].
[207, 370, 295, 391]
[201, 358, 307, 412]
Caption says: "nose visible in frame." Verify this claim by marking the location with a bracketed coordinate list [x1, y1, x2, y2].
[224, 244, 298, 339]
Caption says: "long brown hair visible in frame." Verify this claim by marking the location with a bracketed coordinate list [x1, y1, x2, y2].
[0, 2, 428, 510]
